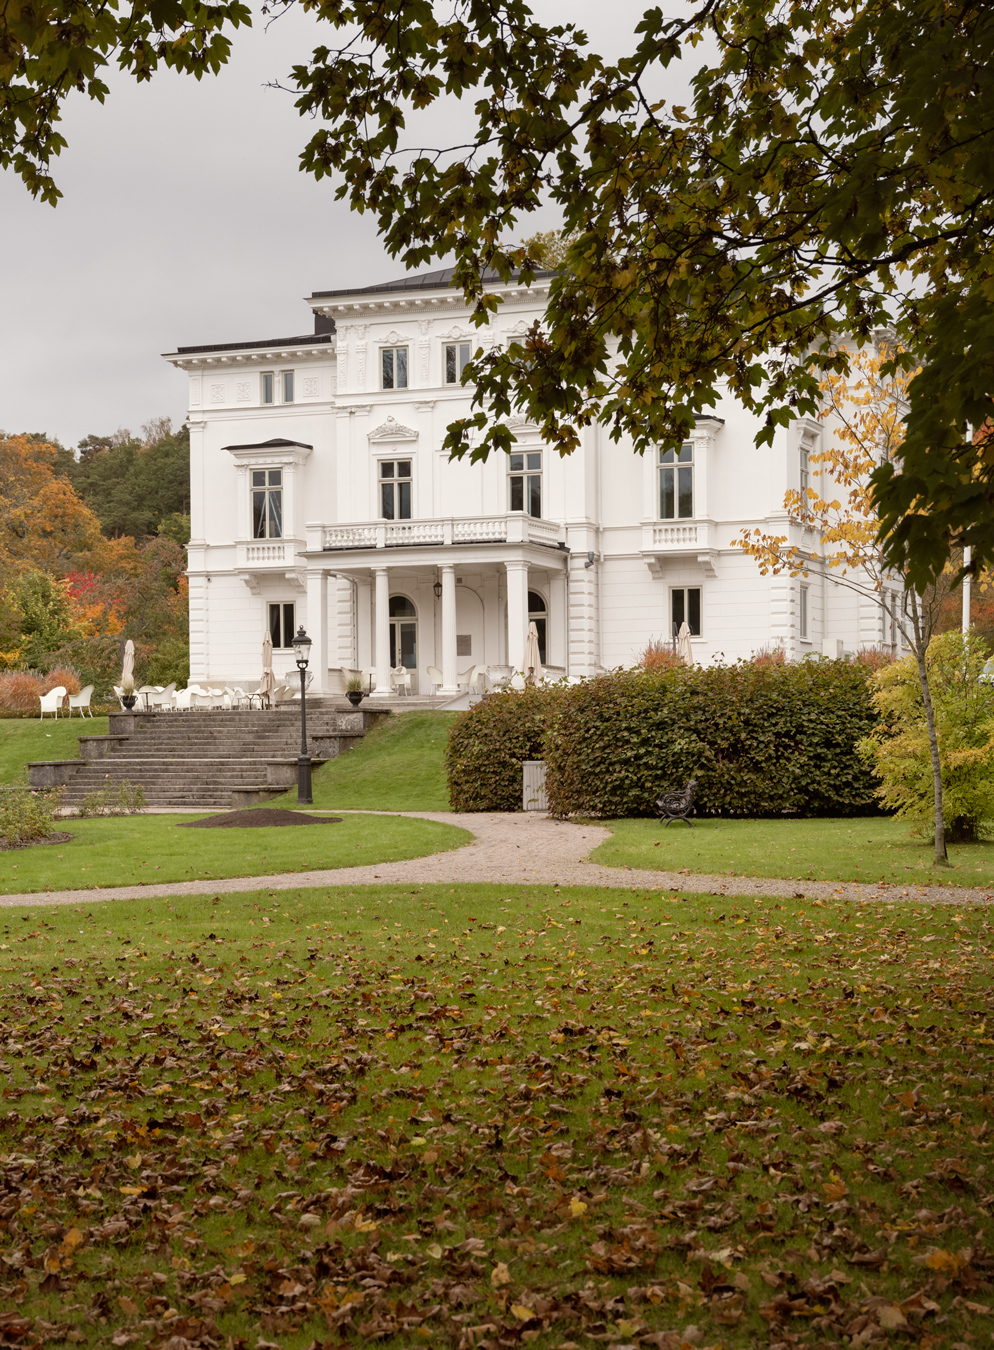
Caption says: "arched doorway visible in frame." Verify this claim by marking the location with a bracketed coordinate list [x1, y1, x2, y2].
[389, 595, 417, 671]
[528, 590, 547, 665]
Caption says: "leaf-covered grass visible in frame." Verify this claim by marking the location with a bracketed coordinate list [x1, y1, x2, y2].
[593, 816, 994, 888]
[0, 882, 991, 1348]
[0, 813, 470, 895]
[272, 712, 458, 813]
[0, 717, 110, 786]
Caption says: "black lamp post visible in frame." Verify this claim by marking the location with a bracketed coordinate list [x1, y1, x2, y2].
[291, 625, 313, 806]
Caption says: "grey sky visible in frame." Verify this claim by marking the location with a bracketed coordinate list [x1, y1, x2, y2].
[0, 2, 696, 450]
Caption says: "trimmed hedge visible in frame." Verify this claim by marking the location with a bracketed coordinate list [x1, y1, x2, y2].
[545, 662, 881, 818]
[446, 686, 563, 812]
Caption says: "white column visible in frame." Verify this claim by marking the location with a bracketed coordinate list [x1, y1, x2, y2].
[440, 563, 458, 694]
[505, 560, 529, 674]
[305, 569, 329, 693]
[549, 567, 567, 670]
[372, 566, 393, 696]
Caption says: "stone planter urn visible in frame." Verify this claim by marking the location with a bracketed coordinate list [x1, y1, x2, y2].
[346, 690, 365, 707]
[121, 694, 137, 710]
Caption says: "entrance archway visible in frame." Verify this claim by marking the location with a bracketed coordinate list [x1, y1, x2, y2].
[389, 595, 417, 670]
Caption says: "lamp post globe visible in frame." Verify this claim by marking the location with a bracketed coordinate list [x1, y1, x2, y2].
[291, 626, 313, 806]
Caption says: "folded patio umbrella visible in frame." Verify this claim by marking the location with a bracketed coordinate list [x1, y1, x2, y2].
[121, 639, 135, 686]
[677, 621, 694, 667]
[524, 621, 543, 685]
[259, 630, 276, 702]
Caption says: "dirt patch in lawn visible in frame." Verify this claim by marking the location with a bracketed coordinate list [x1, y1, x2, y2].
[179, 808, 342, 829]
[0, 831, 74, 851]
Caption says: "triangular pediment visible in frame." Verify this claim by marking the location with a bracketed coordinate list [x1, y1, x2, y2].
[368, 416, 418, 442]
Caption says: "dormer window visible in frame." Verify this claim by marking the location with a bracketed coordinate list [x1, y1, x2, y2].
[252, 469, 283, 538]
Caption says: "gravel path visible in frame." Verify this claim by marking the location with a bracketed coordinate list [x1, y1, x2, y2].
[2, 811, 992, 909]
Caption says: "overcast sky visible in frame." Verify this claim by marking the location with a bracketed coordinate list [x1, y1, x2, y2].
[1, 2, 696, 449]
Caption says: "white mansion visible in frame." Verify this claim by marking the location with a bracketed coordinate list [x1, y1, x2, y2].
[165, 268, 896, 697]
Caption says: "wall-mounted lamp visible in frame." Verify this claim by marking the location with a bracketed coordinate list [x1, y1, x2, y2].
[433, 578, 443, 600]
[584, 551, 596, 568]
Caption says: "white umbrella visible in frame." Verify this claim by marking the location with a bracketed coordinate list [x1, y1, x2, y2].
[676, 621, 694, 668]
[259, 630, 276, 703]
[121, 639, 135, 686]
[524, 621, 543, 685]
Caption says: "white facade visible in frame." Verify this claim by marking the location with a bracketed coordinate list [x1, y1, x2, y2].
[165, 270, 890, 696]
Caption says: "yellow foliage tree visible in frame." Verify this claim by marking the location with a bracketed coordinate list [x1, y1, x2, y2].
[738, 346, 952, 863]
[0, 434, 103, 576]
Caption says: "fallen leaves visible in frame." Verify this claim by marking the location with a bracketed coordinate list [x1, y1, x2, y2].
[0, 890, 988, 1349]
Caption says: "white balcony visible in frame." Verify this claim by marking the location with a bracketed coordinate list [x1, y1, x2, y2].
[235, 538, 305, 594]
[641, 519, 718, 577]
[319, 513, 564, 552]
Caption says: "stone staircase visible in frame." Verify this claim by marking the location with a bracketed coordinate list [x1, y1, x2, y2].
[27, 705, 390, 811]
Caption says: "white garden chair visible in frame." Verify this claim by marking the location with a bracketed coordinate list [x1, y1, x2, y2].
[67, 684, 94, 717]
[146, 682, 177, 711]
[391, 665, 412, 696]
[426, 664, 444, 693]
[38, 686, 66, 719]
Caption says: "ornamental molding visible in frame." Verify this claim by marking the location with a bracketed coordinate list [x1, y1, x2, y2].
[438, 325, 473, 340]
[368, 416, 418, 443]
[382, 329, 413, 346]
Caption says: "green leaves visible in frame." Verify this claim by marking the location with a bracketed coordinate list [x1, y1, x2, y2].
[0, 0, 251, 203]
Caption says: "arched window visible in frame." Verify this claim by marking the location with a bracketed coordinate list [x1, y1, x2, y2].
[389, 595, 417, 669]
[527, 590, 547, 665]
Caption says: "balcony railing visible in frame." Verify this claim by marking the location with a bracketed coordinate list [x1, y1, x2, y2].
[320, 514, 564, 551]
[641, 520, 715, 553]
[236, 538, 303, 568]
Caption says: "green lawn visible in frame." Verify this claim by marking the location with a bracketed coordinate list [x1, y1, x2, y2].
[0, 882, 989, 1348]
[274, 709, 457, 811]
[0, 811, 470, 894]
[0, 714, 109, 784]
[593, 814, 994, 887]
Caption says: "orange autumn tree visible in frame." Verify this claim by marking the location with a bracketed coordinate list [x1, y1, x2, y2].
[0, 433, 103, 576]
[738, 345, 953, 863]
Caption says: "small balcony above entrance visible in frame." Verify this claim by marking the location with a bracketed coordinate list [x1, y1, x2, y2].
[317, 514, 564, 552]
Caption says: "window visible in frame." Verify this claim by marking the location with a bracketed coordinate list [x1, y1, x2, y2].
[659, 443, 694, 519]
[282, 370, 295, 403]
[444, 342, 472, 384]
[509, 450, 542, 517]
[269, 602, 295, 650]
[671, 586, 701, 637]
[381, 347, 408, 389]
[389, 595, 417, 669]
[799, 586, 809, 639]
[380, 460, 412, 520]
[261, 372, 274, 405]
[800, 447, 809, 496]
[528, 590, 547, 665]
[252, 469, 283, 539]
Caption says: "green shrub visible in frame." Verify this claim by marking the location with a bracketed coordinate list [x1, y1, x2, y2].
[858, 629, 994, 842]
[143, 636, 190, 689]
[543, 661, 881, 818]
[0, 787, 64, 846]
[446, 686, 563, 811]
[75, 780, 147, 818]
